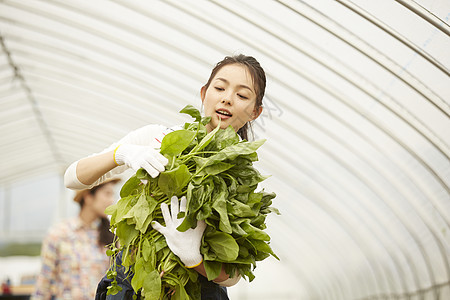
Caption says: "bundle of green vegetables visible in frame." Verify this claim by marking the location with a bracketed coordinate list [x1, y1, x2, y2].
[105, 105, 279, 299]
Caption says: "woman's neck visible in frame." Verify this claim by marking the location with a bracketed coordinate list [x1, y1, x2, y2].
[79, 208, 98, 226]
[205, 123, 213, 133]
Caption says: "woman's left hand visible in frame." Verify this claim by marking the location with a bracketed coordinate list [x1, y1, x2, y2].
[151, 196, 206, 268]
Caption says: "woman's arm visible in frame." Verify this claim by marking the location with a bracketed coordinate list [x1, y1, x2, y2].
[76, 151, 117, 186]
[64, 151, 122, 190]
[64, 124, 169, 190]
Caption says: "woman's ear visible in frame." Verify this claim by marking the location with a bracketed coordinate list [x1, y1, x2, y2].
[251, 106, 263, 121]
[200, 86, 206, 103]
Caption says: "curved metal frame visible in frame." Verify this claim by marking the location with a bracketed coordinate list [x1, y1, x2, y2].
[0, 0, 448, 298]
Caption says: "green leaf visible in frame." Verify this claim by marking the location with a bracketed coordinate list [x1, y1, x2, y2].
[140, 196, 158, 232]
[131, 258, 145, 292]
[239, 264, 255, 282]
[251, 239, 279, 260]
[241, 221, 270, 241]
[120, 175, 142, 198]
[228, 164, 268, 187]
[104, 203, 117, 216]
[114, 195, 136, 224]
[227, 199, 256, 218]
[136, 168, 150, 181]
[205, 231, 239, 262]
[197, 203, 212, 221]
[172, 283, 189, 300]
[180, 104, 201, 121]
[177, 212, 197, 232]
[201, 116, 211, 125]
[160, 130, 197, 156]
[143, 269, 161, 299]
[116, 221, 139, 247]
[184, 279, 201, 300]
[214, 126, 240, 150]
[255, 251, 271, 261]
[194, 161, 234, 177]
[186, 178, 212, 215]
[269, 207, 281, 215]
[122, 245, 135, 267]
[248, 192, 263, 208]
[238, 244, 249, 257]
[190, 122, 221, 154]
[158, 164, 192, 196]
[142, 238, 151, 262]
[187, 184, 203, 214]
[230, 222, 248, 237]
[211, 192, 232, 234]
[154, 235, 167, 252]
[203, 260, 222, 281]
[233, 255, 255, 264]
[106, 281, 122, 295]
[250, 214, 266, 228]
[198, 139, 266, 169]
[261, 191, 276, 204]
[122, 194, 150, 232]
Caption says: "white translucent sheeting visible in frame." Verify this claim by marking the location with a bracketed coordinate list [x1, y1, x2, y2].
[0, 0, 449, 299]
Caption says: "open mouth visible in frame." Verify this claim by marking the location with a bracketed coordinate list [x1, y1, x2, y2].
[216, 109, 232, 119]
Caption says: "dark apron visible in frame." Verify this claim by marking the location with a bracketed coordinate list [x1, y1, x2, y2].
[95, 252, 229, 300]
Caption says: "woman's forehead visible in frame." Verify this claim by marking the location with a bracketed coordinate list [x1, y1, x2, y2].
[214, 64, 252, 83]
[213, 64, 255, 93]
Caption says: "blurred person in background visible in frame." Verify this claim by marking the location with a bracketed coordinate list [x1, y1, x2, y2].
[1, 278, 11, 295]
[31, 178, 120, 300]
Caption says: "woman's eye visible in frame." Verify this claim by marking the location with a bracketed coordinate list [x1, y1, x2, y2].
[238, 94, 248, 99]
[215, 87, 224, 91]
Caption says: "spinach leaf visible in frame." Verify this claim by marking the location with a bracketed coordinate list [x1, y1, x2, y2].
[122, 194, 151, 233]
[120, 175, 141, 198]
[211, 191, 232, 234]
[160, 130, 196, 156]
[131, 258, 145, 292]
[205, 231, 239, 262]
[203, 260, 222, 281]
[116, 221, 138, 247]
[180, 104, 201, 121]
[142, 270, 161, 299]
[158, 164, 191, 196]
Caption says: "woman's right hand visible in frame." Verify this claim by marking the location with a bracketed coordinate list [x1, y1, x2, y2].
[114, 144, 169, 177]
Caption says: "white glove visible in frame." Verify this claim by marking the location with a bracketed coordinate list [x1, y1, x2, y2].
[114, 144, 168, 178]
[152, 196, 206, 268]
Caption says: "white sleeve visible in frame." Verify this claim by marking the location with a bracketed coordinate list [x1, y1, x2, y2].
[216, 273, 241, 287]
[64, 124, 168, 190]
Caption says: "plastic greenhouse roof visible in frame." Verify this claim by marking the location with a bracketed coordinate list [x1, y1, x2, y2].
[0, 0, 449, 299]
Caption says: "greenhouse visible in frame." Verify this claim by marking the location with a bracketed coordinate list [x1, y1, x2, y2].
[0, 0, 449, 299]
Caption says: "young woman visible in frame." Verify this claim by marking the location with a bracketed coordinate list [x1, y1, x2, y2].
[64, 54, 266, 299]
[32, 178, 120, 300]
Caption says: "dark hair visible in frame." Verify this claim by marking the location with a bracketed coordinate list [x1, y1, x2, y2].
[203, 54, 266, 140]
[78, 182, 115, 246]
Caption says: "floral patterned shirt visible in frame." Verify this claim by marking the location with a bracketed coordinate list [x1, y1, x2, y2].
[32, 217, 110, 300]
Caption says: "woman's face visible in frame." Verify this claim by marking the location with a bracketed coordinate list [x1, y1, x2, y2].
[201, 64, 262, 133]
[89, 183, 116, 218]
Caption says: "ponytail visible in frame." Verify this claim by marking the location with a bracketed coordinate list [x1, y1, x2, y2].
[237, 122, 255, 141]
[98, 217, 114, 246]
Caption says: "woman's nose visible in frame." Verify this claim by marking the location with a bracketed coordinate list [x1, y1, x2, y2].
[221, 98, 232, 105]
